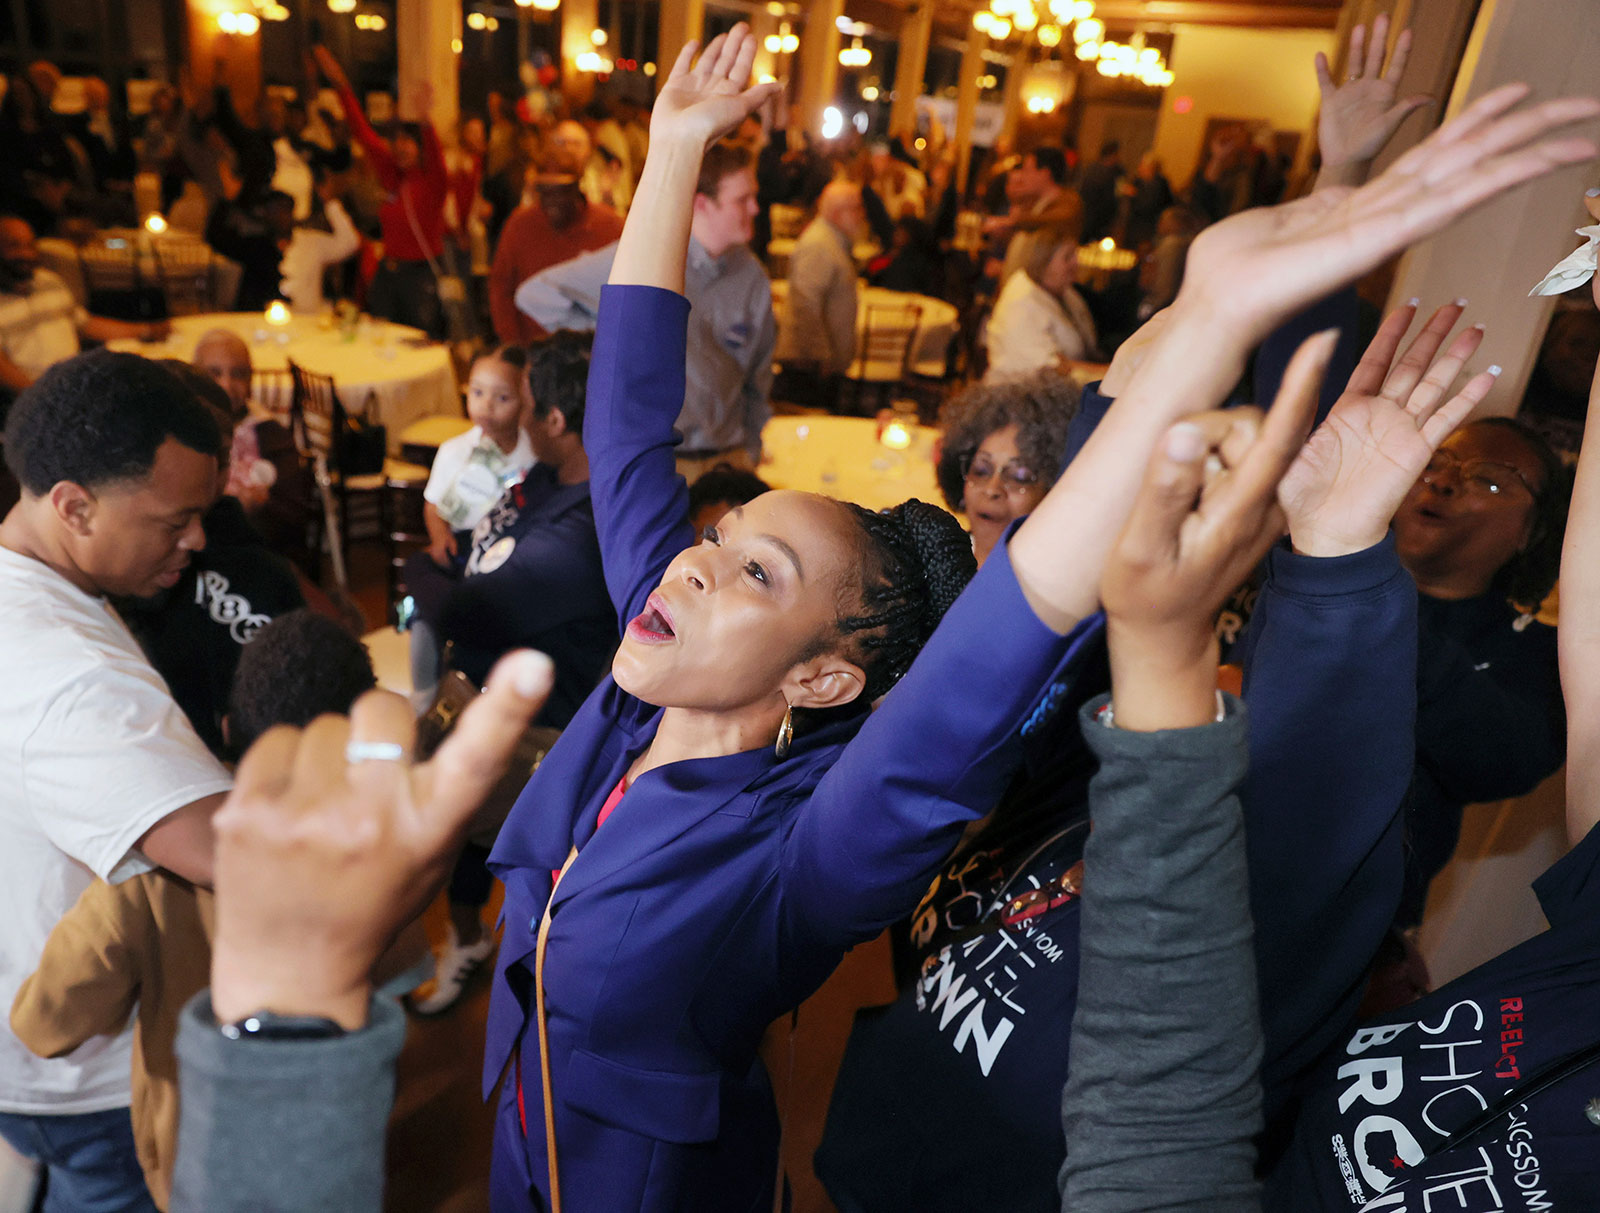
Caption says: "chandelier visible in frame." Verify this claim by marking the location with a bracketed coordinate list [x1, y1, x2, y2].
[973, 0, 1174, 89]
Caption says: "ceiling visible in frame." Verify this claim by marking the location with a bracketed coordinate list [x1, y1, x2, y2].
[849, 0, 1342, 51]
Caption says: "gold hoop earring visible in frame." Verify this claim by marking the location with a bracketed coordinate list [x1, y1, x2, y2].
[775, 703, 794, 760]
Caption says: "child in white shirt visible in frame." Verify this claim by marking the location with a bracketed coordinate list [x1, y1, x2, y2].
[422, 345, 536, 568]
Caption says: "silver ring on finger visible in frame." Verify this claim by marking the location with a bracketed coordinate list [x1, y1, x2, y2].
[345, 740, 407, 764]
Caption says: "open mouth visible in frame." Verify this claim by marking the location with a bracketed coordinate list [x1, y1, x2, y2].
[627, 592, 677, 643]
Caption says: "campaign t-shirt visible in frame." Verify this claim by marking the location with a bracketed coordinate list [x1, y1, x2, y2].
[0, 547, 232, 1114]
[1269, 820, 1600, 1211]
[121, 497, 306, 757]
[816, 788, 1095, 1212]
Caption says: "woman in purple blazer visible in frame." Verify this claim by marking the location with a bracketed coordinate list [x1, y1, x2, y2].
[478, 28, 1600, 1213]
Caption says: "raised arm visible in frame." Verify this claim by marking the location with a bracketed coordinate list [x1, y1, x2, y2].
[585, 28, 780, 623]
[609, 30, 779, 294]
[1060, 332, 1336, 1213]
[312, 46, 392, 183]
[1238, 301, 1495, 1098]
[173, 656, 551, 1212]
[413, 84, 446, 185]
[1559, 192, 1600, 845]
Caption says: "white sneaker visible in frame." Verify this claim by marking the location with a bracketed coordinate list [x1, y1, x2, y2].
[407, 929, 496, 1016]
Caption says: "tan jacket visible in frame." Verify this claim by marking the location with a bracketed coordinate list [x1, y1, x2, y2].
[776, 216, 860, 376]
[11, 874, 213, 1211]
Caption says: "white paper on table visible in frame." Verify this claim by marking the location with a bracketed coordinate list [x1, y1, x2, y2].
[1529, 224, 1600, 296]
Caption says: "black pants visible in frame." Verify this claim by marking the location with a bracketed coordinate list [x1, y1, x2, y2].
[367, 258, 441, 337]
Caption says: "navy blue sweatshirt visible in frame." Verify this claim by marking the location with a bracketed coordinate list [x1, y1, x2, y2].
[1396, 592, 1564, 926]
[1269, 818, 1600, 1210]
[817, 534, 1417, 1212]
[406, 464, 614, 728]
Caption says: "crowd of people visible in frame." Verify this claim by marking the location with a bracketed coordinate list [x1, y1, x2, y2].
[0, 19, 1360, 437]
[0, 12, 1598, 1213]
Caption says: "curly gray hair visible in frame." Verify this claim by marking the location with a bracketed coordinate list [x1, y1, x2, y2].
[935, 371, 1081, 513]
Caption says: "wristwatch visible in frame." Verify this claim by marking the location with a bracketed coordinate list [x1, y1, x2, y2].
[216, 1009, 347, 1042]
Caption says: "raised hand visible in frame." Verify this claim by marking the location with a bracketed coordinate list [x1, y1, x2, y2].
[1315, 15, 1431, 184]
[1278, 301, 1495, 558]
[1099, 333, 1335, 729]
[311, 45, 350, 93]
[651, 23, 782, 148]
[1178, 84, 1599, 347]
[208, 652, 554, 1029]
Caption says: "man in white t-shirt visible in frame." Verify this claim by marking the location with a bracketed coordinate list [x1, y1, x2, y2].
[0, 215, 171, 400]
[0, 349, 232, 1210]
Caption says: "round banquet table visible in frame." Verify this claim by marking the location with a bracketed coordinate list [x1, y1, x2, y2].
[759, 415, 950, 515]
[768, 281, 959, 375]
[108, 312, 459, 454]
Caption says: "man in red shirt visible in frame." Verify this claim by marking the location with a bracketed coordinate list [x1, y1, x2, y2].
[488, 160, 622, 346]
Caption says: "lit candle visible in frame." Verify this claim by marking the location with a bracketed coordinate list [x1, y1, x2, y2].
[880, 420, 912, 451]
[144, 214, 168, 235]
[264, 300, 291, 327]
[1099, 237, 1116, 252]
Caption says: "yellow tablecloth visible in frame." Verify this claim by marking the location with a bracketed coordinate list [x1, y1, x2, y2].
[760, 415, 948, 514]
[110, 312, 459, 454]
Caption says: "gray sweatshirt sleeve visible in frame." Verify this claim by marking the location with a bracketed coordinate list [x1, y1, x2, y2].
[171, 991, 406, 1213]
[1059, 693, 1263, 1213]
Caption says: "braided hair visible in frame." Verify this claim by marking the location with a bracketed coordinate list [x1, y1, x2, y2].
[833, 498, 977, 702]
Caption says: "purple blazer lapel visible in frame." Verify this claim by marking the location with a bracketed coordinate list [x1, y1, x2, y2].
[548, 744, 776, 913]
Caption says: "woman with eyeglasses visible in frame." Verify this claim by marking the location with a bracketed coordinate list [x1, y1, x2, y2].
[934, 373, 1079, 566]
[1381, 412, 1571, 951]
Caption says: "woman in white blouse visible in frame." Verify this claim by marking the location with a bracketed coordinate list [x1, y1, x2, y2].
[983, 224, 1101, 381]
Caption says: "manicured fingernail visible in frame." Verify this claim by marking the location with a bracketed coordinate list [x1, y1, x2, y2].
[1165, 422, 1206, 462]
[1472, 322, 1486, 331]
[511, 651, 555, 698]
[1453, 297, 1469, 307]
[1488, 364, 1503, 376]
[1587, 187, 1600, 197]
[1406, 297, 1420, 308]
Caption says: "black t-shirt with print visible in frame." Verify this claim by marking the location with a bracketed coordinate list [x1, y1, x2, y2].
[1269, 820, 1600, 1211]
[815, 761, 1098, 1213]
[122, 497, 305, 758]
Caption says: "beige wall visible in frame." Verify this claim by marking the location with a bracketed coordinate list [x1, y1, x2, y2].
[1387, 0, 1600, 416]
[1150, 24, 1334, 188]
[1077, 100, 1160, 167]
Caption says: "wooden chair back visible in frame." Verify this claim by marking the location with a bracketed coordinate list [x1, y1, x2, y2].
[152, 241, 217, 315]
[288, 360, 344, 468]
[251, 368, 294, 423]
[852, 303, 923, 384]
